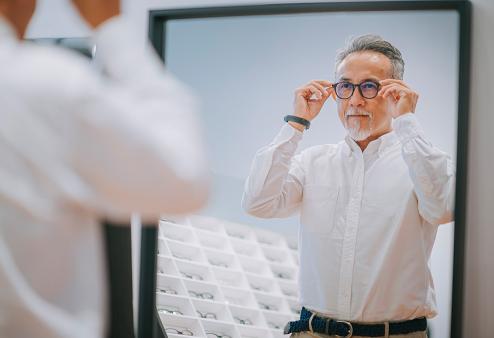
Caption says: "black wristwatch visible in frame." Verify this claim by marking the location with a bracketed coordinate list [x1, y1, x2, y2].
[284, 115, 310, 130]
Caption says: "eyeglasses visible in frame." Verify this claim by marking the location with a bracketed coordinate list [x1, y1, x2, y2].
[156, 286, 177, 295]
[160, 218, 177, 224]
[165, 327, 193, 336]
[157, 306, 183, 316]
[265, 256, 283, 263]
[180, 271, 204, 281]
[165, 233, 185, 242]
[250, 284, 268, 292]
[234, 316, 253, 325]
[196, 310, 217, 319]
[268, 321, 282, 329]
[209, 260, 229, 268]
[274, 271, 292, 280]
[206, 331, 232, 338]
[281, 289, 297, 298]
[258, 238, 275, 246]
[333, 80, 380, 99]
[258, 302, 278, 311]
[188, 290, 214, 300]
[227, 231, 246, 239]
[172, 252, 192, 261]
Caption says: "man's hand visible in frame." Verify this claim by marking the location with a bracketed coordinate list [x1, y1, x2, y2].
[379, 79, 419, 118]
[290, 80, 334, 131]
[72, 0, 120, 29]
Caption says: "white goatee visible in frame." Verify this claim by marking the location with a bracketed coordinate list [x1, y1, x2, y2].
[344, 109, 373, 141]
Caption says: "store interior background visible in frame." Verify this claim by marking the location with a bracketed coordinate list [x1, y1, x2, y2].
[25, 0, 494, 337]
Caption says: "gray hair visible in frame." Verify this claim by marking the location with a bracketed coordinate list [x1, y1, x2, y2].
[335, 34, 405, 80]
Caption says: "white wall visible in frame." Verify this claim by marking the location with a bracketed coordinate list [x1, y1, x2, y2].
[25, 0, 494, 337]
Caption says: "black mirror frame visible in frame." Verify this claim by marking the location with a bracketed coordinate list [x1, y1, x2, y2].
[144, 2, 471, 338]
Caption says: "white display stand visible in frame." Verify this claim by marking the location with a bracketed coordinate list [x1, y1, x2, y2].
[156, 215, 300, 338]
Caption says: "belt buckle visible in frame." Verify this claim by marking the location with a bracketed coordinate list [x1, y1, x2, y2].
[336, 320, 353, 338]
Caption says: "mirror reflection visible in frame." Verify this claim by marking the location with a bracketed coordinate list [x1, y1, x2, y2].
[157, 9, 458, 338]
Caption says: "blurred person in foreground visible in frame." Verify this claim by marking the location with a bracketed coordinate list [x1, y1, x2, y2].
[0, 0, 209, 337]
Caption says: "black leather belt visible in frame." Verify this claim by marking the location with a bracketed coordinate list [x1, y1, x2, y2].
[284, 307, 427, 337]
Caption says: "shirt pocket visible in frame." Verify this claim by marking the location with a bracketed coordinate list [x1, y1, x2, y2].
[301, 184, 339, 234]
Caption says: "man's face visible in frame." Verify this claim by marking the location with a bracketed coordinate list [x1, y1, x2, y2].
[335, 51, 394, 142]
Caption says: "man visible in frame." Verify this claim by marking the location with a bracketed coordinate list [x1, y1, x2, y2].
[0, 1, 209, 337]
[242, 34, 454, 338]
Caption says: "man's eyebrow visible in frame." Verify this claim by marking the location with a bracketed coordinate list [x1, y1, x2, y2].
[363, 77, 381, 82]
[336, 77, 381, 83]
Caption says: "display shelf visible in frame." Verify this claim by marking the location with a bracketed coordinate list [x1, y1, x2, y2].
[156, 274, 187, 297]
[167, 239, 207, 264]
[177, 260, 215, 283]
[238, 256, 272, 277]
[204, 248, 240, 270]
[157, 254, 179, 276]
[184, 279, 224, 303]
[189, 215, 226, 234]
[156, 293, 195, 317]
[192, 298, 233, 322]
[159, 313, 205, 337]
[161, 222, 197, 244]
[157, 215, 303, 337]
[197, 229, 232, 252]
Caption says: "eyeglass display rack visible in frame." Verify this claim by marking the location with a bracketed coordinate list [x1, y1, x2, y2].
[156, 215, 300, 338]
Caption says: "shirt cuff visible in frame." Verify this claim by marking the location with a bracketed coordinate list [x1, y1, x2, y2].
[267, 124, 304, 155]
[273, 123, 304, 143]
[393, 112, 425, 143]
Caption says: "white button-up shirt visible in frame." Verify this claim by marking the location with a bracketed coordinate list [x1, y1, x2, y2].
[0, 17, 208, 338]
[242, 114, 455, 322]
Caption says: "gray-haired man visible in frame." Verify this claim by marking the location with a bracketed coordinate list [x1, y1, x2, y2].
[242, 35, 454, 338]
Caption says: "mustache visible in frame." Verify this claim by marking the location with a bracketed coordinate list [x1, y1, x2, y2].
[345, 109, 372, 117]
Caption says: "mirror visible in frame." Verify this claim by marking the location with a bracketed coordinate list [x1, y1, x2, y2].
[150, 3, 469, 338]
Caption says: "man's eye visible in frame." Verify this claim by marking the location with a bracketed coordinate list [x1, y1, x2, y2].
[362, 82, 377, 89]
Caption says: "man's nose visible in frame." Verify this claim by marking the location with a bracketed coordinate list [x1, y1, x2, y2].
[349, 88, 365, 107]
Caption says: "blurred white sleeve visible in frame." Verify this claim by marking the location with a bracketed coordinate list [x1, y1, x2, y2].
[66, 17, 210, 221]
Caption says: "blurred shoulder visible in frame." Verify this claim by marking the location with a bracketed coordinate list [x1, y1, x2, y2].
[2, 41, 97, 96]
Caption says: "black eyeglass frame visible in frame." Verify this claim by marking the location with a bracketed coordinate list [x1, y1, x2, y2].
[332, 80, 381, 99]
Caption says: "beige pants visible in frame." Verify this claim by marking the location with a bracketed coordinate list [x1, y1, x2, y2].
[290, 330, 427, 338]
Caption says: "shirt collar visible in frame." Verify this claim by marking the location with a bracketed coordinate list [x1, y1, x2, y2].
[344, 130, 399, 157]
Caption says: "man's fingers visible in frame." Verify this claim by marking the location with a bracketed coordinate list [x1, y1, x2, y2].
[380, 83, 406, 95]
[295, 80, 334, 103]
[309, 81, 328, 96]
[309, 80, 335, 99]
[381, 85, 406, 100]
[313, 80, 333, 87]
[379, 79, 411, 89]
[305, 85, 325, 100]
